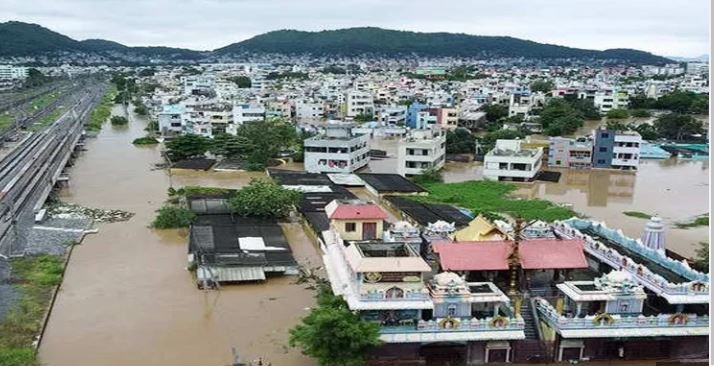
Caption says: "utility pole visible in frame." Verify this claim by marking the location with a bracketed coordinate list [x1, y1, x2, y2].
[162, 150, 173, 190]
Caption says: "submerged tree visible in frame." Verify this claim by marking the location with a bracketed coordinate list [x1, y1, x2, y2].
[229, 179, 300, 219]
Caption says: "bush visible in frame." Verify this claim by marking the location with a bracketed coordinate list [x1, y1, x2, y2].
[229, 179, 300, 219]
[0, 347, 39, 366]
[606, 108, 629, 119]
[630, 109, 652, 118]
[412, 167, 443, 185]
[132, 136, 159, 145]
[110, 116, 128, 125]
[151, 206, 196, 229]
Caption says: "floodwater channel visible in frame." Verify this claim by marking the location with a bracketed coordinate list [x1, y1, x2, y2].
[39, 106, 318, 366]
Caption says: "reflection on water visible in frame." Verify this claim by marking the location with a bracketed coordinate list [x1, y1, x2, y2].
[39, 106, 317, 366]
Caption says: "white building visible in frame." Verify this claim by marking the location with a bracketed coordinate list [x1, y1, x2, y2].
[377, 106, 407, 125]
[157, 104, 186, 137]
[232, 103, 265, 125]
[0, 65, 29, 80]
[304, 123, 370, 173]
[593, 89, 628, 113]
[483, 139, 543, 182]
[612, 131, 642, 170]
[294, 100, 325, 122]
[181, 75, 214, 95]
[345, 90, 374, 118]
[397, 127, 446, 176]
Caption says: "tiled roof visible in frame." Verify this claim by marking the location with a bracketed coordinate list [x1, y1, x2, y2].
[327, 203, 388, 220]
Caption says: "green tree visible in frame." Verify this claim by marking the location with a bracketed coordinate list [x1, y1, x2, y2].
[480, 104, 509, 123]
[530, 79, 554, 93]
[353, 113, 373, 122]
[229, 179, 300, 218]
[151, 206, 196, 229]
[110, 116, 128, 125]
[568, 99, 601, 119]
[630, 109, 652, 118]
[228, 76, 251, 88]
[23, 68, 50, 88]
[289, 285, 381, 366]
[234, 119, 298, 168]
[412, 167, 443, 185]
[606, 108, 629, 119]
[209, 133, 244, 158]
[539, 99, 585, 136]
[446, 128, 476, 154]
[627, 94, 655, 109]
[654, 113, 704, 141]
[165, 134, 210, 161]
[634, 123, 658, 141]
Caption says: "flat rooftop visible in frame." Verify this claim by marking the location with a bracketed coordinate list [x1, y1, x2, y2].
[357, 173, 427, 194]
[356, 242, 418, 258]
[384, 195, 472, 227]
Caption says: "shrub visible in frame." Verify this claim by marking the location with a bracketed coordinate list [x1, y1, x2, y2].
[151, 206, 196, 229]
[110, 116, 128, 125]
[132, 136, 159, 145]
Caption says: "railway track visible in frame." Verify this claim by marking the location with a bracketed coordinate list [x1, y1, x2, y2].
[0, 83, 106, 257]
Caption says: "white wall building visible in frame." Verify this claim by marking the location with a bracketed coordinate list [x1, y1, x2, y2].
[294, 100, 325, 122]
[232, 103, 265, 126]
[304, 123, 370, 173]
[0, 65, 29, 80]
[612, 131, 642, 170]
[593, 89, 628, 113]
[157, 104, 187, 137]
[483, 139, 543, 182]
[345, 90, 374, 118]
[397, 127, 446, 176]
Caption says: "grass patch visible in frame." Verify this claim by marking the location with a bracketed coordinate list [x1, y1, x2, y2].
[415, 180, 576, 222]
[623, 211, 653, 219]
[171, 185, 234, 197]
[0, 255, 64, 365]
[86, 85, 118, 132]
[0, 113, 14, 130]
[28, 92, 60, 111]
[132, 136, 159, 145]
[675, 214, 709, 229]
[31, 107, 66, 131]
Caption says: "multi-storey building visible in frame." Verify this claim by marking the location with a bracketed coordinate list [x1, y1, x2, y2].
[397, 127, 446, 176]
[157, 104, 186, 137]
[345, 90, 374, 118]
[592, 127, 641, 170]
[232, 103, 265, 126]
[0, 65, 28, 80]
[593, 89, 628, 113]
[548, 137, 593, 169]
[437, 107, 459, 129]
[483, 139, 543, 182]
[303, 123, 370, 173]
[294, 99, 325, 122]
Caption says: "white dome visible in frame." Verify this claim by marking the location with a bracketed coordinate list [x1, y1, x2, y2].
[603, 270, 633, 283]
[434, 272, 464, 287]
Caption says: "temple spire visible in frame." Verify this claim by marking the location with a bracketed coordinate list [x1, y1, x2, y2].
[641, 215, 665, 253]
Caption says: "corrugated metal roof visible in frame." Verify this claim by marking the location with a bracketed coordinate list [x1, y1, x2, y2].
[197, 266, 266, 282]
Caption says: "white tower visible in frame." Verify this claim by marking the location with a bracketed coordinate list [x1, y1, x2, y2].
[641, 216, 665, 253]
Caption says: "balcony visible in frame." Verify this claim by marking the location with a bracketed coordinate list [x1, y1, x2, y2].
[535, 298, 709, 338]
[378, 316, 526, 343]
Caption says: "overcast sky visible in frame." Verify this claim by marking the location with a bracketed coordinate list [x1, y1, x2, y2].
[0, 0, 710, 57]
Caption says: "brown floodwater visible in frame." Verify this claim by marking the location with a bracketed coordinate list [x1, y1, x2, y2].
[39, 106, 319, 366]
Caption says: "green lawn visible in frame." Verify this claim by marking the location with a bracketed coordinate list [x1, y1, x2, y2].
[28, 92, 60, 111]
[675, 214, 709, 229]
[623, 211, 653, 219]
[414, 180, 577, 222]
[0, 255, 64, 366]
[0, 113, 14, 130]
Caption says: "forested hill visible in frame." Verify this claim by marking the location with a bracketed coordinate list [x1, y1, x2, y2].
[0, 22, 670, 65]
[215, 28, 671, 64]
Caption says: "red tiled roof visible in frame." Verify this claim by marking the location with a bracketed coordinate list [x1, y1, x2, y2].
[432, 239, 588, 271]
[432, 241, 511, 271]
[519, 239, 588, 269]
[328, 204, 389, 220]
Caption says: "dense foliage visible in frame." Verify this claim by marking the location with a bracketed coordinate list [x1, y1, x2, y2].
[654, 113, 704, 141]
[165, 134, 210, 161]
[289, 284, 381, 366]
[229, 179, 300, 219]
[606, 108, 629, 119]
[110, 116, 128, 125]
[227, 76, 251, 88]
[417, 180, 576, 222]
[132, 136, 159, 145]
[233, 119, 298, 169]
[530, 79, 554, 93]
[265, 71, 309, 80]
[86, 85, 117, 132]
[480, 104, 509, 124]
[628, 91, 709, 114]
[538, 98, 589, 136]
[214, 27, 670, 64]
[151, 206, 196, 229]
[445, 128, 476, 154]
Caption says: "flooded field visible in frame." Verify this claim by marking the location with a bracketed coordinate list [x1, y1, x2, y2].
[39, 107, 318, 366]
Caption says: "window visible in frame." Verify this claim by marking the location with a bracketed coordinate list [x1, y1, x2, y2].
[345, 222, 356, 232]
[447, 304, 457, 316]
[601, 133, 609, 138]
[597, 159, 605, 164]
[599, 147, 608, 152]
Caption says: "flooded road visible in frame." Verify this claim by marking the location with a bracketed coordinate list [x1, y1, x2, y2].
[40, 106, 318, 366]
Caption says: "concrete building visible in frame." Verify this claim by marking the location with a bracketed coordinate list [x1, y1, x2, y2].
[437, 107, 459, 129]
[483, 139, 543, 182]
[232, 103, 265, 126]
[612, 131, 642, 170]
[294, 100, 325, 122]
[303, 123, 370, 173]
[377, 106, 407, 125]
[157, 104, 186, 137]
[0, 65, 29, 80]
[548, 137, 593, 169]
[592, 127, 615, 169]
[345, 90, 374, 118]
[397, 127, 446, 176]
[593, 89, 628, 114]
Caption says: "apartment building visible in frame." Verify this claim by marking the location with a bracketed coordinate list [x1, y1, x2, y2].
[593, 89, 628, 113]
[232, 103, 265, 125]
[303, 123, 370, 173]
[592, 127, 641, 170]
[548, 137, 594, 169]
[157, 104, 186, 137]
[437, 107, 459, 129]
[294, 99, 325, 122]
[377, 105, 407, 125]
[345, 90, 374, 118]
[0, 65, 28, 80]
[483, 139, 543, 182]
[397, 127, 446, 176]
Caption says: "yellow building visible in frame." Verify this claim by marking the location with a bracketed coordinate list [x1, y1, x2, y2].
[326, 200, 388, 241]
[451, 214, 507, 242]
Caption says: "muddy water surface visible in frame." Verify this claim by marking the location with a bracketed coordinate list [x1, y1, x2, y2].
[39, 107, 318, 366]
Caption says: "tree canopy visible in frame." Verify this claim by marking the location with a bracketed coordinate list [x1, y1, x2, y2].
[234, 119, 298, 169]
[606, 108, 629, 119]
[538, 98, 586, 136]
[654, 113, 704, 141]
[227, 76, 251, 88]
[229, 179, 300, 219]
[165, 134, 210, 161]
[480, 104, 509, 123]
[289, 284, 381, 366]
[530, 79, 554, 93]
[628, 91, 708, 115]
[446, 128, 476, 154]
